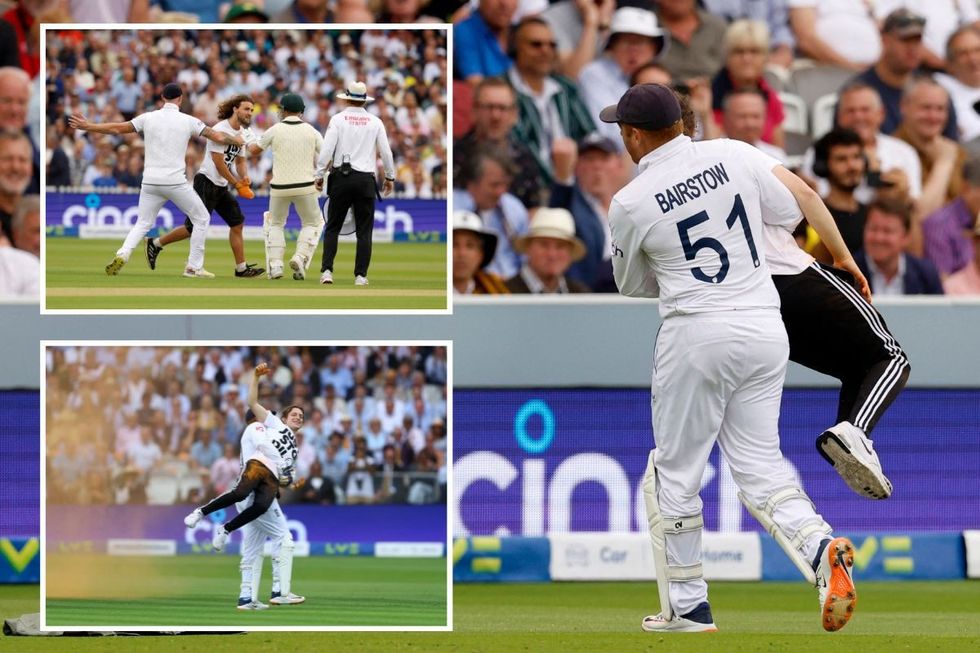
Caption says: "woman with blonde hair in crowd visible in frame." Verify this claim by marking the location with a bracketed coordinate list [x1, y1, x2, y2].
[711, 20, 786, 147]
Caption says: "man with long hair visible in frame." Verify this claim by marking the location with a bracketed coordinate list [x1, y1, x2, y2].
[145, 94, 264, 277]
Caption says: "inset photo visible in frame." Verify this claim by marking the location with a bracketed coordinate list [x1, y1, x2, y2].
[42, 343, 449, 631]
[42, 27, 448, 312]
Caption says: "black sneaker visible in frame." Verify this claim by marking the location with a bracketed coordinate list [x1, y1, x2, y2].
[235, 263, 265, 278]
[145, 238, 162, 270]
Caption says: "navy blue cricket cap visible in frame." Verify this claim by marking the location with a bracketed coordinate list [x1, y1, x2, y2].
[162, 83, 182, 100]
[599, 83, 681, 130]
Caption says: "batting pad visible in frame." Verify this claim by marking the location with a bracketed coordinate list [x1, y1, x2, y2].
[295, 223, 324, 270]
[263, 210, 286, 268]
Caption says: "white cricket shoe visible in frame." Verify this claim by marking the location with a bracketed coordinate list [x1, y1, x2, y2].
[269, 261, 284, 280]
[183, 267, 215, 279]
[641, 602, 717, 633]
[269, 592, 306, 605]
[212, 526, 229, 552]
[289, 255, 305, 281]
[354, 275, 369, 286]
[237, 598, 269, 611]
[183, 508, 203, 528]
[319, 270, 333, 284]
[817, 422, 892, 499]
[814, 537, 857, 632]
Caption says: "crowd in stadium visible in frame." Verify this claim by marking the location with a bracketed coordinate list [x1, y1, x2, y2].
[450, 0, 980, 297]
[44, 28, 448, 199]
[45, 345, 449, 507]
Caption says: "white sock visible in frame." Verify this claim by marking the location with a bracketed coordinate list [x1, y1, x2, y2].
[153, 238, 162, 247]
[236, 262, 246, 272]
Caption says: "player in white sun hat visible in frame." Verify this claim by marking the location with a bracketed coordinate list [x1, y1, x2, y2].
[603, 84, 860, 634]
[69, 83, 245, 278]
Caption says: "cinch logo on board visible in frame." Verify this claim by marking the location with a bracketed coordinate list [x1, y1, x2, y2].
[454, 399, 805, 537]
[61, 193, 176, 229]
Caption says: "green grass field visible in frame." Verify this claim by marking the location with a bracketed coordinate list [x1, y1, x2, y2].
[5, 580, 979, 651]
[44, 239, 446, 310]
[44, 554, 446, 628]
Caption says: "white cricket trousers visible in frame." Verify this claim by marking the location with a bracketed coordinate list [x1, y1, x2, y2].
[268, 191, 321, 228]
[238, 497, 290, 598]
[238, 497, 289, 563]
[652, 309, 831, 615]
[117, 182, 211, 269]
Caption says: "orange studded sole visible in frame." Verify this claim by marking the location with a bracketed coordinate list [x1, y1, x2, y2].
[822, 537, 857, 632]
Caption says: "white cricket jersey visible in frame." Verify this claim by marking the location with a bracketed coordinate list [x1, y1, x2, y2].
[199, 119, 245, 187]
[609, 135, 799, 318]
[129, 103, 206, 185]
[239, 414, 298, 477]
[316, 107, 395, 180]
[257, 117, 323, 197]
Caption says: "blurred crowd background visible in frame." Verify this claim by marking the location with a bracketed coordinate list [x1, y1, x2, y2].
[45, 345, 449, 507]
[450, 0, 980, 298]
[45, 28, 448, 199]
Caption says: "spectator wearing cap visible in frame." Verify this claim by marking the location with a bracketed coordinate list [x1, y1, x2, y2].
[711, 20, 785, 148]
[540, 0, 616, 79]
[874, 0, 980, 72]
[453, 145, 529, 279]
[454, 0, 518, 84]
[854, 9, 959, 140]
[936, 26, 980, 143]
[508, 17, 596, 184]
[452, 210, 509, 294]
[721, 88, 788, 164]
[454, 77, 544, 208]
[922, 153, 980, 277]
[893, 77, 966, 225]
[855, 198, 944, 295]
[579, 8, 666, 148]
[506, 208, 591, 294]
[701, 0, 796, 69]
[943, 219, 980, 294]
[549, 133, 622, 292]
[655, 0, 727, 81]
[224, 2, 270, 22]
[788, 0, 881, 70]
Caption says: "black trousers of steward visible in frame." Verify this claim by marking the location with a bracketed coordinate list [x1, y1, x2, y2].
[200, 459, 278, 532]
[772, 262, 910, 435]
[321, 170, 377, 278]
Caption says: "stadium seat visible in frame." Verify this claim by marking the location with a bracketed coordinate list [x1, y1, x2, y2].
[783, 131, 814, 170]
[146, 474, 179, 505]
[789, 65, 853, 111]
[779, 92, 809, 135]
[811, 93, 839, 140]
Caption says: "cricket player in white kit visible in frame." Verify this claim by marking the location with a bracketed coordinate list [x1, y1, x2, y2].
[184, 363, 301, 564]
[248, 93, 324, 280]
[69, 84, 244, 278]
[233, 410, 305, 610]
[603, 84, 859, 633]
